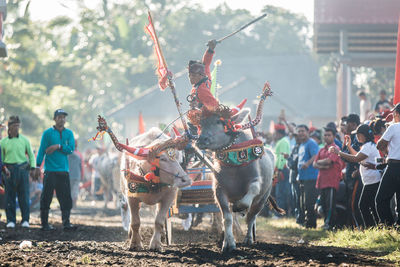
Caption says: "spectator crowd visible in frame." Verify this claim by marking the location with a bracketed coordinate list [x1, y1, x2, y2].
[1, 90, 400, 234]
[263, 92, 400, 231]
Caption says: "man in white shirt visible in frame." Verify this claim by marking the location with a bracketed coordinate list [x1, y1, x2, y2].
[357, 91, 371, 123]
[376, 103, 400, 226]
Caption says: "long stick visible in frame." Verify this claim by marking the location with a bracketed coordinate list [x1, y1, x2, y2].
[216, 13, 267, 43]
[148, 11, 218, 175]
[167, 78, 189, 132]
[148, 11, 189, 133]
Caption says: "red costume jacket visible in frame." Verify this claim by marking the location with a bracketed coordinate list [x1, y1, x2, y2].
[190, 49, 219, 111]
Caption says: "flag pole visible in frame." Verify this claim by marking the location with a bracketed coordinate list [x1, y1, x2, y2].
[394, 16, 400, 105]
[147, 11, 189, 133]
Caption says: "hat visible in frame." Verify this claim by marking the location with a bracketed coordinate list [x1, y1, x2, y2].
[54, 109, 68, 119]
[391, 103, 400, 114]
[353, 124, 373, 137]
[188, 60, 205, 75]
[310, 129, 322, 140]
[346, 114, 360, 125]
[274, 124, 285, 131]
[8, 115, 20, 126]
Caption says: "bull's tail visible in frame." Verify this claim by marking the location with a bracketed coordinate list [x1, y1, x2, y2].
[267, 195, 285, 215]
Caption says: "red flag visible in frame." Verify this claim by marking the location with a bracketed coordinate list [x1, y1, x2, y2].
[138, 112, 146, 134]
[394, 16, 400, 105]
[145, 12, 170, 90]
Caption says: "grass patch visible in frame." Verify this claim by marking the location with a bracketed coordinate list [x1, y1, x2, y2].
[317, 227, 400, 263]
[258, 217, 400, 263]
[259, 217, 328, 242]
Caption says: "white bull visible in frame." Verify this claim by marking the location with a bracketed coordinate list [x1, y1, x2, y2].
[91, 151, 121, 210]
[120, 128, 191, 250]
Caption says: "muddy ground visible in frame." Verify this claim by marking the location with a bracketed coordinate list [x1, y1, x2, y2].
[0, 200, 394, 266]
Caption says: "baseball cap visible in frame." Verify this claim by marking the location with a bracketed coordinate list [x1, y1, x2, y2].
[310, 129, 322, 140]
[8, 115, 20, 126]
[54, 109, 68, 119]
[354, 124, 373, 136]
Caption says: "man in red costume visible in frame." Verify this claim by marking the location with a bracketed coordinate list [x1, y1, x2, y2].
[188, 39, 219, 111]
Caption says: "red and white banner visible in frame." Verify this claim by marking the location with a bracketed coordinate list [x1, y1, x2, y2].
[145, 12, 170, 90]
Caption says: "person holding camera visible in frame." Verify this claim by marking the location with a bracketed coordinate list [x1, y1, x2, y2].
[0, 116, 37, 229]
[330, 124, 381, 228]
[376, 103, 400, 226]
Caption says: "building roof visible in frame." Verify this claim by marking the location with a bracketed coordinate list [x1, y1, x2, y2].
[314, 0, 399, 54]
[315, 0, 400, 25]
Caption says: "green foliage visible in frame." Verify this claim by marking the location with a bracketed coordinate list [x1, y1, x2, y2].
[352, 67, 395, 101]
[0, 0, 312, 149]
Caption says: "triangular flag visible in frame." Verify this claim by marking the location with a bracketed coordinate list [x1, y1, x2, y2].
[145, 11, 170, 90]
[394, 16, 400, 105]
[138, 112, 145, 134]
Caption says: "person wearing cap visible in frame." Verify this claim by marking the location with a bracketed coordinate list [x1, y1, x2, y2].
[341, 113, 363, 228]
[313, 127, 344, 230]
[330, 124, 381, 228]
[296, 124, 320, 228]
[36, 109, 76, 231]
[273, 123, 291, 216]
[187, 39, 219, 112]
[376, 103, 400, 226]
[310, 129, 323, 149]
[0, 116, 37, 229]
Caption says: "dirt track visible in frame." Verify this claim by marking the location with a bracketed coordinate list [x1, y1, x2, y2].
[0, 201, 394, 266]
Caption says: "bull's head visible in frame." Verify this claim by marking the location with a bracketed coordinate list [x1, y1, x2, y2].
[197, 107, 250, 150]
[97, 116, 191, 188]
[154, 148, 191, 188]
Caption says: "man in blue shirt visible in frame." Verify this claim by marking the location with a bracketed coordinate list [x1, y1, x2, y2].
[297, 124, 320, 228]
[36, 109, 76, 231]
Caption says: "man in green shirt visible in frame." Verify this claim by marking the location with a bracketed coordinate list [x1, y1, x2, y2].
[0, 116, 37, 228]
[273, 123, 291, 216]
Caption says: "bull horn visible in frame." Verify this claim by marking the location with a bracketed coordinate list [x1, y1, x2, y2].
[240, 82, 272, 130]
[149, 135, 189, 160]
[172, 125, 182, 137]
[230, 98, 247, 116]
[118, 143, 150, 159]
[97, 115, 150, 159]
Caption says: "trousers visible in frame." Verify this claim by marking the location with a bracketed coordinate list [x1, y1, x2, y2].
[40, 171, 72, 212]
[299, 179, 318, 228]
[375, 162, 400, 226]
[4, 163, 30, 223]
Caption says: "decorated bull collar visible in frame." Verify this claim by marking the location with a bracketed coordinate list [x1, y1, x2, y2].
[128, 181, 169, 195]
[216, 139, 264, 167]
